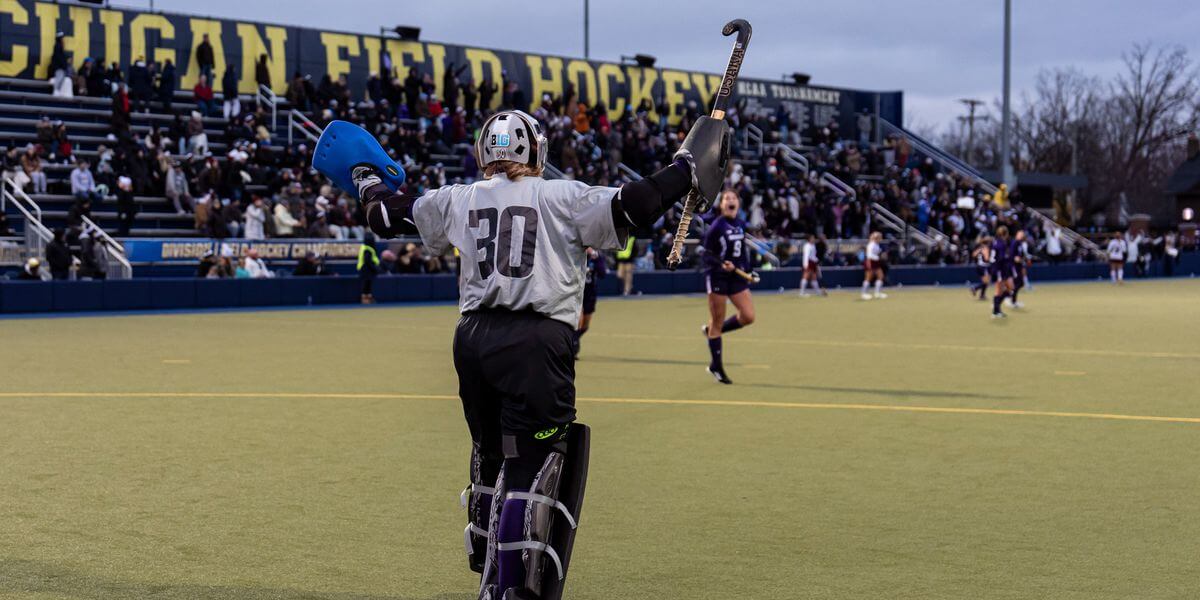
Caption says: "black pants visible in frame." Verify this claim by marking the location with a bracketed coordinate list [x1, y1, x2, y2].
[453, 308, 576, 461]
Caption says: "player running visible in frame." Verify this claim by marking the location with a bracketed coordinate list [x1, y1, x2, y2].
[573, 247, 606, 358]
[1107, 232, 1128, 284]
[861, 231, 887, 300]
[1009, 229, 1030, 307]
[797, 233, 826, 297]
[970, 235, 992, 301]
[319, 109, 730, 600]
[990, 226, 1016, 318]
[702, 190, 756, 384]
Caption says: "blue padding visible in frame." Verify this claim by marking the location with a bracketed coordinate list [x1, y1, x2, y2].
[150, 279, 197, 309]
[52, 280, 105, 311]
[103, 279, 152, 310]
[671, 271, 705, 294]
[195, 278, 240, 307]
[318, 277, 361, 304]
[0, 281, 53, 312]
[394, 275, 435, 301]
[238, 278, 282, 307]
[429, 275, 459, 301]
[279, 277, 321, 306]
[312, 120, 406, 199]
[595, 277, 620, 297]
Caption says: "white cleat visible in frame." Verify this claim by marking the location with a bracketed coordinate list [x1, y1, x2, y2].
[861, 293, 873, 301]
[991, 312, 1007, 319]
[874, 293, 888, 300]
[1012, 301, 1025, 309]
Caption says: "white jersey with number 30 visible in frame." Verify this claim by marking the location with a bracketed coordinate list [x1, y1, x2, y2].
[413, 173, 624, 326]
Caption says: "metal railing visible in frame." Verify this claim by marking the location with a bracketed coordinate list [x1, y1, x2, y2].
[258, 84, 278, 131]
[770, 144, 810, 175]
[878, 117, 1102, 258]
[2, 176, 53, 260]
[615, 162, 641, 183]
[287, 109, 323, 145]
[79, 215, 132, 279]
[742, 123, 764, 156]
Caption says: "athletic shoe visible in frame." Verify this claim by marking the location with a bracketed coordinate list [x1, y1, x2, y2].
[991, 312, 1007, 319]
[707, 365, 733, 384]
[861, 293, 873, 300]
[875, 293, 888, 299]
[1012, 301, 1025, 309]
[798, 293, 809, 298]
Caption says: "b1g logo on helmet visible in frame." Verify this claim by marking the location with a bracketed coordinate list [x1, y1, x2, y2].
[491, 133, 511, 147]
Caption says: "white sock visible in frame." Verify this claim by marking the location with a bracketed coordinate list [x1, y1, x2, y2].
[862, 281, 870, 294]
[1118, 268, 1124, 282]
[800, 279, 808, 294]
[812, 280, 822, 293]
[1111, 270, 1117, 283]
[874, 280, 883, 295]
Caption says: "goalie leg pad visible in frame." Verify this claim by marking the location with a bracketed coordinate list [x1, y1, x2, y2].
[462, 443, 503, 574]
[494, 424, 591, 600]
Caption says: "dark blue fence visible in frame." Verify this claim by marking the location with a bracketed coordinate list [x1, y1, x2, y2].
[2, 257, 1196, 315]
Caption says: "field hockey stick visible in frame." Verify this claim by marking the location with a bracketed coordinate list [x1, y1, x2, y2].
[666, 19, 752, 271]
[733, 268, 760, 284]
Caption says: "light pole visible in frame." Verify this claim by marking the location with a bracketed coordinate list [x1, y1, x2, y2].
[1000, 0, 1014, 188]
[958, 98, 987, 165]
[583, 0, 590, 59]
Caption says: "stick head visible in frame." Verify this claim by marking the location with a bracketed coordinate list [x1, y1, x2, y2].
[721, 19, 752, 45]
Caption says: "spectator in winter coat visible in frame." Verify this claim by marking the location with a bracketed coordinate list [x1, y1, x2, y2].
[164, 161, 193, 214]
[45, 229, 73, 280]
[273, 200, 301, 237]
[196, 34, 215, 82]
[158, 59, 176, 111]
[244, 196, 267, 240]
[222, 65, 240, 119]
[70, 159, 101, 203]
[193, 75, 215, 117]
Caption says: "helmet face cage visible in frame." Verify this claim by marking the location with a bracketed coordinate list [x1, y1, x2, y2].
[475, 110, 547, 173]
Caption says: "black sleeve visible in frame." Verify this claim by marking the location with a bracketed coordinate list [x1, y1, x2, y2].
[362, 182, 421, 238]
[610, 160, 692, 230]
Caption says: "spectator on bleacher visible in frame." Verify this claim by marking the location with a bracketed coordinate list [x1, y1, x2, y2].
[78, 228, 109, 280]
[16, 258, 48, 281]
[70, 159, 101, 204]
[51, 121, 72, 164]
[272, 198, 300, 237]
[111, 83, 131, 136]
[193, 75, 216, 118]
[80, 58, 103, 97]
[158, 59, 176, 112]
[206, 198, 231, 238]
[286, 72, 309, 112]
[187, 111, 209, 155]
[36, 115, 54, 147]
[221, 65, 240, 120]
[1044, 224, 1064, 264]
[115, 175, 137, 236]
[105, 62, 123, 91]
[243, 249, 273, 279]
[165, 160, 193, 214]
[221, 198, 242, 238]
[293, 252, 328, 276]
[244, 196, 267, 240]
[128, 58, 153, 113]
[403, 67, 421, 117]
[19, 145, 47, 194]
[196, 34, 215, 83]
[66, 195, 91, 239]
[254, 55, 271, 99]
[45, 229, 72, 280]
[207, 255, 233, 278]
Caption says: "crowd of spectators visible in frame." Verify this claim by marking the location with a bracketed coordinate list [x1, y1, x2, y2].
[10, 34, 1132, 279]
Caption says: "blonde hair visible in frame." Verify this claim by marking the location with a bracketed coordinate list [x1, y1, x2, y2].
[484, 161, 543, 180]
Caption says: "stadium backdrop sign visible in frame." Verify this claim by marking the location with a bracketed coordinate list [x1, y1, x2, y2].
[0, 0, 901, 132]
[122, 239, 362, 262]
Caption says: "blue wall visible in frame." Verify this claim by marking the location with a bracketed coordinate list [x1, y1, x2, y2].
[2, 257, 1197, 315]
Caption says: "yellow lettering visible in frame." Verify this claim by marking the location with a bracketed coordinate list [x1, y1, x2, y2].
[62, 6, 92, 71]
[180, 20, 226, 90]
[386, 39, 426, 79]
[597, 63, 626, 122]
[129, 14, 175, 67]
[661, 70, 692, 125]
[525, 56, 563, 111]
[426, 43, 446, 99]
[98, 10, 124, 68]
[565, 60, 598, 108]
[0, 0, 30, 77]
[465, 48, 502, 110]
[362, 36, 381, 77]
[320, 32, 359, 81]
[691, 73, 721, 109]
[625, 66, 658, 114]
[236, 23, 287, 94]
[33, 2, 55, 78]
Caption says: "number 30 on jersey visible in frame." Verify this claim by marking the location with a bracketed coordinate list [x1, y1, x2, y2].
[469, 207, 539, 279]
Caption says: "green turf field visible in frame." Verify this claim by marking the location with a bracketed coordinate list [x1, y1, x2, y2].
[2, 279, 1199, 599]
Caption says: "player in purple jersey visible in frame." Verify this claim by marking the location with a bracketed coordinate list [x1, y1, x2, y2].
[989, 226, 1016, 318]
[573, 248, 607, 358]
[1009, 230, 1029, 308]
[701, 190, 756, 384]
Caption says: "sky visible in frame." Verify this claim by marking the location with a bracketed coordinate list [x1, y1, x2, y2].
[143, 0, 1200, 134]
